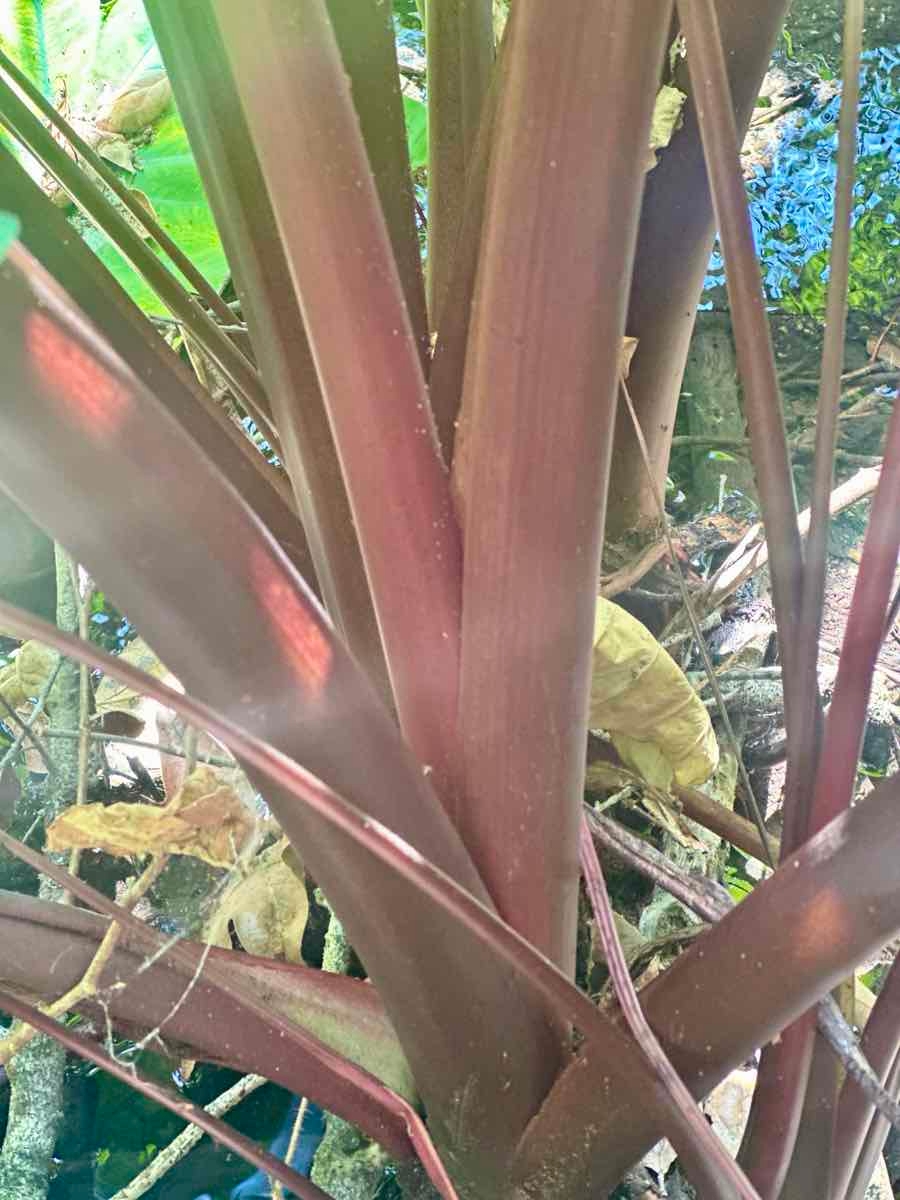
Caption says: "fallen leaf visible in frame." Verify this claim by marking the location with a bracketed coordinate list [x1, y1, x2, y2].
[0, 641, 59, 710]
[46, 766, 254, 867]
[591, 598, 719, 790]
[205, 838, 308, 963]
[96, 68, 173, 134]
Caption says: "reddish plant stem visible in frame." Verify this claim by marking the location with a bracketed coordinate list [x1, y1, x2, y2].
[146, 0, 391, 702]
[0, 989, 336, 1200]
[214, 0, 464, 807]
[783, 0, 863, 853]
[677, 0, 803, 686]
[585, 805, 733, 922]
[676, 1, 810, 1190]
[579, 818, 762, 1199]
[425, 0, 494, 326]
[761, 13, 866, 1190]
[428, 40, 502, 465]
[454, 0, 672, 971]
[808, 390, 900, 833]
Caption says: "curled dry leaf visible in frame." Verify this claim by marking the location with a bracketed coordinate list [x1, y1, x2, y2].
[96, 67, 173, 134]
[0, 640, 59, 709]
[205, 838, 309, 963]
[46, 766, 254, 868]
[620, 336, 639, 379]
[590, 599, 719, 791]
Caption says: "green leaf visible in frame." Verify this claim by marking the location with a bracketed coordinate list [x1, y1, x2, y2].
[90, 0, 157, 92]
[0, 0, 100, 101]
[0, 209, 19, 261]
[403, 94, 427, 171]
[84, 110, 228, 315]
[0, 0, 50, 97]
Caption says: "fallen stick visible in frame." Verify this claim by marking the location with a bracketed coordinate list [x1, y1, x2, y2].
[706, 465, 881, 608]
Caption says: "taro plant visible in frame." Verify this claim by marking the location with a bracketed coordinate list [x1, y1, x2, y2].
[0, 0, 898, 1198]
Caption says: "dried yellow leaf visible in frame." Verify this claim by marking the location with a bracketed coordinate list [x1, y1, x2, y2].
[205, 838, 308, 963]
[620, 336, 639, 379]
[46, 766, 253, 868]
[591, 598, 718, 790]
[0, 642, 59, 711]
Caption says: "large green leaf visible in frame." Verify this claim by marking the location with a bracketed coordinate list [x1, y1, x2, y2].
[0, 0, 99, 99]
[92, 0, 156, 90]
[1, 0, 227, 316]
[0, 0, 153, 106]
[83, 109, 229, 314]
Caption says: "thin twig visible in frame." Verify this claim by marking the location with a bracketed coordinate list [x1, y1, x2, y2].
[0, 691, 54, 777]
[584, 804, 732, 922]
[599, 539, 669, 598]
[67, 567, 94, 893]
[129, 944, 212, 1059]
[0, 849, 170, 1065]
[110, 1073, 269, 1200]
[586, 808, 900, 1142]
[0, 660, 62, 777]
[40, 728, 236, 769]
[272, 1096, 310, 1200]
[702, 465, 881, 613]
[0, 987, 328, 1200]
[817, 994, 900, 1136]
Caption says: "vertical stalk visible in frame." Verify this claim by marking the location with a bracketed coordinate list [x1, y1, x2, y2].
[783, 0, 864, 854]
[454, 0, 672, 969]
[325, 0, 429, 361]
[675, 3, 808, 1191]
[214, 0, 464, 803]
[774, 11, 866, 1194]
[146, 0, 391, 701]
[428, 35, 503, 465]
[425, 0, 494, 326]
